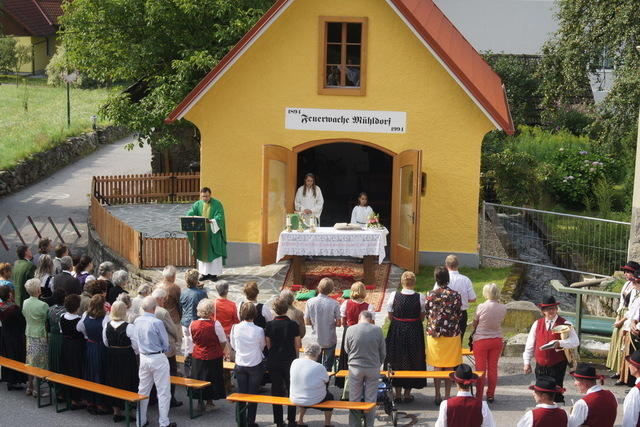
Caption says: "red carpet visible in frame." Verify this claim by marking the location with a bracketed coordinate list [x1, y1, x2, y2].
[282, 261, 391, 312]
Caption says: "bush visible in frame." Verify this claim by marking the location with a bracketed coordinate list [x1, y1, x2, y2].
[0, 37, 17, 73]
[486, 150, 540, 206]
[46, 46, 97, 88]
[543, 105, 595, 136]
[547, 148, 612, 206]
[508, 126, 590, 163]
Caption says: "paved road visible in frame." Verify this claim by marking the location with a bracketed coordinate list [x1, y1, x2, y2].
[0, 136, 151, 262]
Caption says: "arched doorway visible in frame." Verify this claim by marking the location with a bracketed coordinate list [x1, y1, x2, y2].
[296, 142, 393, 229]
[261, 140, 421, 272]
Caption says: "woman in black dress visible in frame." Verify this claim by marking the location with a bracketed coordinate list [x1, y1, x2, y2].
[46, 289, 66, 373]
[385, 271, 427, 402]
[103, 300, 139, 422]
[0, 286, 27, 389]
[59, 294, 86, 408]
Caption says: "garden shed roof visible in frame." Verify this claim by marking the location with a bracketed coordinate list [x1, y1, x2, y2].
[166, 0, 515, 134]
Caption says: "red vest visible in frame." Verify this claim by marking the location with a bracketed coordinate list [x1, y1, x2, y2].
[531, 407, 568, 427]
[534, 317, 567, 367]
[581, 389, 617, 427]
[190, 319, 223, 360]
[345, 300, 369, 326]
[446, 396, 482, 427]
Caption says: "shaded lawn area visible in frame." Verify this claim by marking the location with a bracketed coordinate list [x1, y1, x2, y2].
[382, 266, 512, 341]
[0, 81, 113, 170]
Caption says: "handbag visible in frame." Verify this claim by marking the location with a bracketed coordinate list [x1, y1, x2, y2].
[468, 328, 475, 351]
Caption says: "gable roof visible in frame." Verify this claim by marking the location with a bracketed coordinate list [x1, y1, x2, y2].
[166, 0, 515, 135]
[1, 0, 64, 37]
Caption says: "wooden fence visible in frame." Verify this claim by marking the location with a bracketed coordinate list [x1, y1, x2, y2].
[89, 195, 141, 268]
[93, 173, 200, 204]
[90, 172, 200, 268]
[142, 237, 195, 268]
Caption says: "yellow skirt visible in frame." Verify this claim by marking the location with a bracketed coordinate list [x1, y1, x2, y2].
[427, 335, 462, 368]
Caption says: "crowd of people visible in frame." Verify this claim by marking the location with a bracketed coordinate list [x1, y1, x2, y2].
[4, 242, 640, 426]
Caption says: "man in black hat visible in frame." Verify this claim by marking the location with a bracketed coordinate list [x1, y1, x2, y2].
[517, 376, 567, 427]
[523, 295, 579, 403]
[623, 350, 640, 426]
[435, 364, 495, 427]
[567, 363, 617, 427]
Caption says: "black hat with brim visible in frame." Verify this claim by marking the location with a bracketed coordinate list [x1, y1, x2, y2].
[626, 350, 640, 368]
[538, 296, 560, 308]
[448, 363, 479, 385]
[528, 376, 565, 394]
[570, 363, 604, 384]
[622, 261, 640, 272]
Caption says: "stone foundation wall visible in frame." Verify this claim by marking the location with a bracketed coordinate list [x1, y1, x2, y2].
[0, 126, 129, 198]
[87, 226, 155, 291]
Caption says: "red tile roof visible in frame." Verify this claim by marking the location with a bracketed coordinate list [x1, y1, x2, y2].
[1, 0, 64, 36]
[166, 0, 515, 134]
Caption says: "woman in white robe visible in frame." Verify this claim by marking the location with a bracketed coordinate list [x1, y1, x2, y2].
[295, 173, 324, 224]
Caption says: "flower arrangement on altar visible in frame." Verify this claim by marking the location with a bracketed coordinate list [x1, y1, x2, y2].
[367, 212, 382, 229]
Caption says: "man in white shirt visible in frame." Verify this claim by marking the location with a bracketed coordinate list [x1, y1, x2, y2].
[522, 296, 579, 403]
[290, 343, 334, 427]
[623, 350, 640, 427]
[435, 364, 495, 427]
[433, 255, 476, 339]
[517, 376, 568, 427]
[567, 363, 617, 427]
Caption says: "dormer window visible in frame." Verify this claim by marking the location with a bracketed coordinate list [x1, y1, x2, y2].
[318, 17, 368, 96]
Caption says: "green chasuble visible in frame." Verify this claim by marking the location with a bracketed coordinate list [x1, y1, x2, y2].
[11, 259, 35, 307]
[186, 198, 227, 264]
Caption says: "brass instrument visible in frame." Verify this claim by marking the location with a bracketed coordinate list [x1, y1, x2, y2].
[552, 324, 579, 369]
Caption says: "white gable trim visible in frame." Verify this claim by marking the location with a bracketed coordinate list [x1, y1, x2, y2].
[174, 0, 295, 121]
[383, 0, 502, 131]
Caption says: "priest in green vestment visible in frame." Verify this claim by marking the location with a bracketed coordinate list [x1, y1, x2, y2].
[186, 187, 227, 281]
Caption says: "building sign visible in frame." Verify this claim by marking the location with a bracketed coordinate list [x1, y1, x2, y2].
[285, 107, 406, 134]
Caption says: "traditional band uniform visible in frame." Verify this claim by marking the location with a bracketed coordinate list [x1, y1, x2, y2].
[435, 364, 495, 427]
[517, 377, 568, 427]
[523, 296, 579, 403]
[623, 351, 640, 427]
[568, 364, 617, 427]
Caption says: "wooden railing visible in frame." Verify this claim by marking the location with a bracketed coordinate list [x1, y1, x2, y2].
[89, 195, 141, 268]
[142, 236, 195, 268]
[93, 173, 200, 205]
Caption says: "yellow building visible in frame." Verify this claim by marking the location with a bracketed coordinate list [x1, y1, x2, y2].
[167, 0, 514, 271]
[0, 0, 63, 74]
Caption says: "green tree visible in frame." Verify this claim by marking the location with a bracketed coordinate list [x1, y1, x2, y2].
[0, 36, 17, 73]
[60, 0, 275, 149]
[537, 0, 640, 154]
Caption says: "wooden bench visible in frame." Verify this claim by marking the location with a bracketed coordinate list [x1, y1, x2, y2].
[46, 373, 147, 427]
[0, 356, 54, 408]
[227, 392, 375, 427]
[170, 376, 211, 419]
[334, 369, 484, 379]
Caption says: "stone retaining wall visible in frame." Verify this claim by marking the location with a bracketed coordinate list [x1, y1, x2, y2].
[0, 126, 129, 198]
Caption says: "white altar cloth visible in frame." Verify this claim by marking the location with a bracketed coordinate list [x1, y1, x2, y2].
[276, 227, 388, 264]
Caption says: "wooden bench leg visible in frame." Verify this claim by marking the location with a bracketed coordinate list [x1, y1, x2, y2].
[187, 387, 205, 419]
[124, 401, 133, 427]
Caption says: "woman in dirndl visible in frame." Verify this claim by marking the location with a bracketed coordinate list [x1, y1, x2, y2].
[0, 286, 27, 389]
[59, 294, 86, 409]
[46, 289, 66, 373]
[425, 266, 462, 405]
[22, 278, 50, 397]
[77, 294, 110, 414]
[385, 271, 426, 403]
[336, 282, 374, 389]
[608, 261, 638, 384]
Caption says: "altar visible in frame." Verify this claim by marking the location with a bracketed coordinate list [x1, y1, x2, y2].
[276, 227, 388, 286]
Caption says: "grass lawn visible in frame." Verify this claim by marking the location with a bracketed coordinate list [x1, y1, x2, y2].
[0, 81, 114, 170]
[382, 266, 512, 340]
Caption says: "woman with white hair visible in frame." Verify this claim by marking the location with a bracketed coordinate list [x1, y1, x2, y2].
[21, 278, 49, 396]
[190, 298, 227, 410]
[103, 300, 139, 422]
[158, 265, 181, 325]
[97, 261, 115, 294]
[471, 282, 506, 402]
[107, 270, 129, 305]
[289, 343, 334, 427]
[129, 283, 153, 323]
[213, 281, 239, 338]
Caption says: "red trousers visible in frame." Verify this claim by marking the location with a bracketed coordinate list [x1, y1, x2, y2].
[474, 337, 503, 399]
